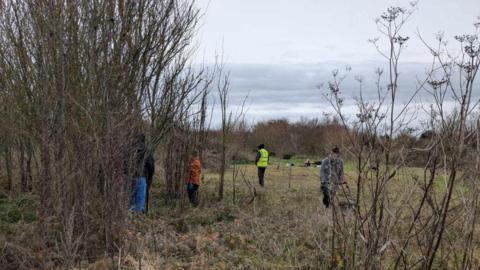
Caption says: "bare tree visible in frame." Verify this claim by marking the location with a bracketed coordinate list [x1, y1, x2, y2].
[162, 70, 212, 204]
[0, 0, 205, 267]
[322, 4, 480, 269]
[216, 61, 247, 200]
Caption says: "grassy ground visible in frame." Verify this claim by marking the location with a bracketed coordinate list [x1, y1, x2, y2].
[137, 159, 475, 269]
[138, 161, 351, 269]
[0, 158, 474, 269]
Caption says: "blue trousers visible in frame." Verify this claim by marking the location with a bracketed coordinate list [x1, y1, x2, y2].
[130, 176, 147, 213]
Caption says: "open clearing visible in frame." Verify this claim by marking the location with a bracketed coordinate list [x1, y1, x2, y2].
[127, 159, 422, 269]
[1, 158, 474, 269]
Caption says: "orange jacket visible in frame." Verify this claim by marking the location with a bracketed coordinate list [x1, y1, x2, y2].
[187, 157, 202, 185]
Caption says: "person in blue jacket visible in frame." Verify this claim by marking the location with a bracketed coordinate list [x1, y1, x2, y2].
[130, 134, 155, 213]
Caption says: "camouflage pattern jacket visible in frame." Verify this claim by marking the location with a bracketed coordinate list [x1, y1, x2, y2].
[320, 155, 344, 190]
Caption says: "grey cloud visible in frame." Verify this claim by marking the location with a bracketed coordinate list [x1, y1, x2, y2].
[206, 62, 480, 125]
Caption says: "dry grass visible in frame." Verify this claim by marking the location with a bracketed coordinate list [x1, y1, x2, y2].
[139, 160, 480, 269]
[139, 162, 352, 269]
[1, 160, 479, 269]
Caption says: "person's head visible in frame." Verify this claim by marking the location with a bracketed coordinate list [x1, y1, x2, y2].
[258, 144, 265, 150]
[331, 146, 340, 155]
[136, 133, 146, 144]
[191, 150, 199, 159]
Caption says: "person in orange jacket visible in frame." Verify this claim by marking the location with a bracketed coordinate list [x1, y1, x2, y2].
[186, 151, 202, 207]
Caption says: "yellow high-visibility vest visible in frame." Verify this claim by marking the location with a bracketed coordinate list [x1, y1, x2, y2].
[257, 149, 269, 168]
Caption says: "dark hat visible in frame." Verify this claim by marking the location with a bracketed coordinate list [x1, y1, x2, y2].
[136, 133, 146, 143]
[258, 144, 265, 149]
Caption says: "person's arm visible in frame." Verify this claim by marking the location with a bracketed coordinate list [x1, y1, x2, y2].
[255, 151, 260, 164]
[145, 153, 155, 177]
[339, 159, 345, 183]
[198, 160, 202, 175]
[197, 161, 202, 184]
[320, 159, 329, 188]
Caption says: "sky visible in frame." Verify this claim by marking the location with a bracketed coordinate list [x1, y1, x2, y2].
[194, 0, 480, 126]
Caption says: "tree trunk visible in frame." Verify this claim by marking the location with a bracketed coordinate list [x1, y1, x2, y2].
[19, 143, 28, 192]
[4, 148, 13, 193]
[218, 142, 226, 200]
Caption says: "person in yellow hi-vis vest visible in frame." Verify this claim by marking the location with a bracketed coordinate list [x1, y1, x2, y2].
[255, 144, 269, 187]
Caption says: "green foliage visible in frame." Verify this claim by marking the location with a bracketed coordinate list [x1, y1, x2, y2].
[173, 207, 237, 233]
[22, 211, 37, 223]
[230, 159, 252, 165]
[5, 208, 21, 223]
[215, 210, 236, 223]
[0, 193, 37, 224]
[0, 221, 14, 235]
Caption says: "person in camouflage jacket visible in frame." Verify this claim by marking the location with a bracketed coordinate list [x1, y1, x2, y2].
[320, 146, 345, 208]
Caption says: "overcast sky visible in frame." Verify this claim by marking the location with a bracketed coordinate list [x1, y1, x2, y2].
[194, 0, 480, 125]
